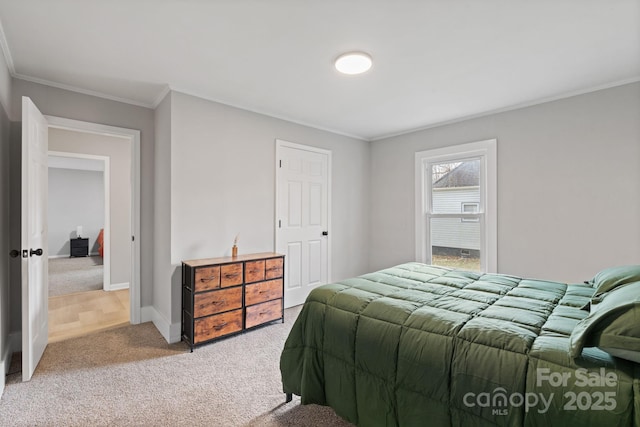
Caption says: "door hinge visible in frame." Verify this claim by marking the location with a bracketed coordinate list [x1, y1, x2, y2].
[279, 160, 282, 168]
[279, 220, 281, 228]
[132, 235, 135, 242]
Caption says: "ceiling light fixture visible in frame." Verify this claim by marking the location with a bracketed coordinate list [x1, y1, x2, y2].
[334, 52, 373, 75]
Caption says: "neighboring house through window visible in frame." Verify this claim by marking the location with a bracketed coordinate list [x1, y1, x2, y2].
[415, 139, 497, 272]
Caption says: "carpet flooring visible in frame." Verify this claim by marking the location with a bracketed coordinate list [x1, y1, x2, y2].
[0, 306, 354, 427]
[48, 256, 104, 297]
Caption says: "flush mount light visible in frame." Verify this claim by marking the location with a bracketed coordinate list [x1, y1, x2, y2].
[334, 52, 373, 75]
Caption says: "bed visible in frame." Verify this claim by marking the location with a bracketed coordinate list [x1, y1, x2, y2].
[280, 262, 640, 427]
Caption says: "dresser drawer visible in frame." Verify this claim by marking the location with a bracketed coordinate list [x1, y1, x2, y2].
[194, 309, 243, 343]
[245, 260, 266, 283]
[245, 279, 283, 306]
[194, 286, 242, 318]
[221, 263, 243, 287]
[194, 266, 220, 292]
[265, 257, 284, 279]
[245, 299, 282, 329]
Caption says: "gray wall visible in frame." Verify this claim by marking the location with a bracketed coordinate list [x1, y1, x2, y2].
[370, 82, 640, 283]
[155, 90, 371, 340]
[10, 78, 155, 308]
[48, 128, 131, 285]
[0, 47, 11, 391]
[48, 168, 104, 256]
[153, 91, 172, 328]
[2, 52, 637, 352]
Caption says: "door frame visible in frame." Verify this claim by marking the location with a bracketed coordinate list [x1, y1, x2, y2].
[45, 116, 141, 323]
[274, 139, 332, 306]
[47, 151, 111, 291]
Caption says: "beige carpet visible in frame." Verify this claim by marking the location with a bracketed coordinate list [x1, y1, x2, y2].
[0, 306, 354, 427]
[48, 256, 103, 297]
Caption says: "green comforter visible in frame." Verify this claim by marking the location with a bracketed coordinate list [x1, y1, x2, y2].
[280, 263, 639, 427]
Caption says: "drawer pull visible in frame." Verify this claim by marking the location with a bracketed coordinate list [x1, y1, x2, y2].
[200, 276, 216, 282]
[214, 300, 226, 305]
[214, 322, 228, 331]
[225, 274, 237, 279]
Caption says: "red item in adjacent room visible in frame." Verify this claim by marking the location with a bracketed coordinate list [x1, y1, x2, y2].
[97, 229, 104, 257]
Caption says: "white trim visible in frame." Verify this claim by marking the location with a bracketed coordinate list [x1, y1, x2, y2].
[108, 282, 129, 291]
[1, 332, 20, 390]
[0, 17, 15, 75]
[48, 253, 100, 259]
[0, 332, 19, 395]
[2, 332, 21, 386]
[0, 354, 4, 396]
[141, 306, 181, 344]
[275, 139, 333, 302]
[14, 74, 154, 109]
[49, 254, 79, 259]
[371, 77, 640, 142]
[45, 116, 142, 324]
[48, 151, 111, 291]
[151, 85, 172, 109]
[173, 86, 366, 141]
[415, 139, 497, 272]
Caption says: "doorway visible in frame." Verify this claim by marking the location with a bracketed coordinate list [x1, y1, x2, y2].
[46, 150, 128, 342]
[44, 116, 141, 329]
[47, 152, 109, 294]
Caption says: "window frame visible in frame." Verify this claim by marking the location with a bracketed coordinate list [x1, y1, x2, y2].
[461, 202, 480, 222]
[414, 139, 497, 273]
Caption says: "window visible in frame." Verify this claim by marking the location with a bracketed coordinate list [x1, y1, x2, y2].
[461, 202, 479, 222]
[415, 140, 497, 272]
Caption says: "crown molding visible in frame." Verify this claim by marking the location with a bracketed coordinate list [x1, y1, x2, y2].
[151, 85, 171, 108]
[168, 85, 369, 141]
[13, 73, 156, 109]
[370, 76, 640, 142]
[0, 17, 15, 75]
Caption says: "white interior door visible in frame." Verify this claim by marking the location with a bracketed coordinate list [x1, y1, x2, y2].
[276, 140, 331, 308]
[21, 96, 49, 382]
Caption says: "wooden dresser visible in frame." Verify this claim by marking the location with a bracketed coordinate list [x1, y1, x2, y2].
[181, 252, 285, 350]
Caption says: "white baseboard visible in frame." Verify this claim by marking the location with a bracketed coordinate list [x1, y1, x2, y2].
[107, 282, 129, 291]
[140, 305, 181, 344]
[2, 332, 21, 390]
[1, 331, 22, 379]
[0, 346, 5, 397]
[48, 253, 100, 259]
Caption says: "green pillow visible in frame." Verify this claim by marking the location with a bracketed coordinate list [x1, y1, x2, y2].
[587, 265, 640, 297]
[569, 281, 640, 363]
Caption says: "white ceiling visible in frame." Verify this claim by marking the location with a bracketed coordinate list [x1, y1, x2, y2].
[0, 1, 638, 141]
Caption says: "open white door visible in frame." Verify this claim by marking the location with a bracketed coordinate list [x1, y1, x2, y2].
[21, 96, 49, 382]
[276, 140, 331, 308]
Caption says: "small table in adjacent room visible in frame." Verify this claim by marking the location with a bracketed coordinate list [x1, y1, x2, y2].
[70, 237, 89, 257]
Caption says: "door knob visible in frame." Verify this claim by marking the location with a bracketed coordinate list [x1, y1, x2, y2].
[30, 248, 43, 257]
[9, 249, 20, 258]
